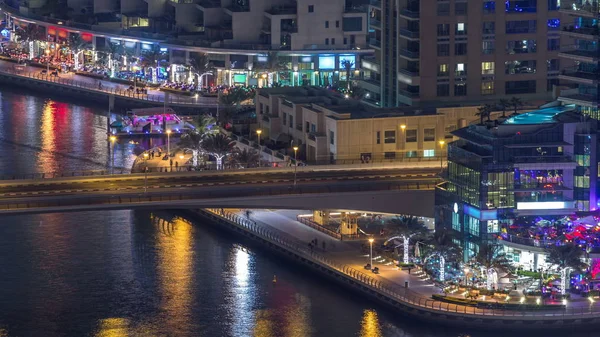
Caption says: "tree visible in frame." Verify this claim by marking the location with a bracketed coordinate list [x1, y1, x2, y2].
[14, 25, 44, 59]
[254, 51, 288, 86]
[141, 45, 166, 79]
[102, 42, 124, 77]
[474, 243, 511, 289]
[424, 229, 462, 281]
[509, 97, 524, 116]
[232, 148, 261, 168]
[219, 87, 252, 108]
[178, 114, 217, 166]
[385, 216, 429, 264]
[497, 98, 510, 118]
[546, 243, 587, 295]
[201, 133, 235, 170]
[347, 85, 365, 100]
[188, 53, 214, 89]
[476, 104, 493, 125]
[68, 34, 89, 69]
[341, 59, 355, 90]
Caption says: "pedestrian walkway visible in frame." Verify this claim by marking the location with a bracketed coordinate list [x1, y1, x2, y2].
[0, 59, 218, 106]
[240, 209, 443, 298]
[132, 147, 193, 173]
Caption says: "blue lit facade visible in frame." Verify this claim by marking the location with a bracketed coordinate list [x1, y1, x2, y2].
[435, 107, 598, 260]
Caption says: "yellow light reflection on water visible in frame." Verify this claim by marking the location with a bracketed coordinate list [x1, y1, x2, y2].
[95, 318, 130, 337]
[284, 293, 311, 337]
[156, 216, 193, 329]
[38, 100, 58, 172]
[360, 309, 382, 337]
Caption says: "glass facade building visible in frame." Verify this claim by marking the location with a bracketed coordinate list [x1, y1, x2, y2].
[435, 106, 598, 260]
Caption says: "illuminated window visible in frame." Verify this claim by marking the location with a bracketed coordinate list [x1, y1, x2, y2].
[438, 64, 449, 76]
[481, 81, 494, 95]
[481, 62, 495, 75]
[452, 212, 461, 231]
[424, 149, 435, 157]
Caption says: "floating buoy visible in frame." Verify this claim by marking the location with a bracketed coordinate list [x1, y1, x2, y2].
[272, 275, 277, 283]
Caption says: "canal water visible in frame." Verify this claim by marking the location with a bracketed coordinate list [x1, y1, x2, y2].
[0, 88, 596, 337]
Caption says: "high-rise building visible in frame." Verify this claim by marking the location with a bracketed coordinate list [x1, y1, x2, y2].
[361, 0, 563, 108]
[557, 0, 600, 118]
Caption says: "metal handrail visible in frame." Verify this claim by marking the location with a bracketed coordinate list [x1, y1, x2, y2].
[202, 208, 600, 319]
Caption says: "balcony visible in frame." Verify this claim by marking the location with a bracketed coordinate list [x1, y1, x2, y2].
[397, 68, 420, 85]
[512, 154, 574, 164]
[559, 67, 599, 85]
[399, 28, 419, 40]
[369, 38, 381, 49]
[197, 0, 220, 9]
[370, 0, 381, 8]
[361, 56, 380, 73]
[307, 132, 326, 142]
[558, 92, 598, 107]
[296, 124, 303, 131]
[558, 46, 599, 63]
[560, 25, 599, 40]
[399, 48, 419, 60]
[559, 0, 600, 18]
[356, 78, 381, 93]
[265, 6, 297, 16]
[370, 18, 381, 29]
[398, 88, 420, 98]
[399, 8, 420, 19]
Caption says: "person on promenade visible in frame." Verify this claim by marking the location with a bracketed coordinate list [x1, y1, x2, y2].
[169, 159, 173, 171]
[175, 161, 179, 171]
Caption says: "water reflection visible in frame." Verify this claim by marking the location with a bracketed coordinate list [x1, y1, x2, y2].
[360, 309, 382, 337]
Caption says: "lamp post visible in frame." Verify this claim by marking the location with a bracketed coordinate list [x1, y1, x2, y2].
[143, 152, 149, 193]
[166, 129, 172, 157]
[109, 135, 117, 174]
[293, 145, 299, 187]
[368, 237, 374, 270]
[464, 267, 470, 287]
[256, 129, 262, 148]
[438, 140, 446, 169]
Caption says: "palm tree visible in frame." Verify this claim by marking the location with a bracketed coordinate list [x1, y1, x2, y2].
[476, 104, 493, 125]
[219, 87, 251, 108]
[341, 59, 355, 90]
[232, 148, 261, 168]
[498, 98, 510, 118]
[178, 114, 217, 166]
[509, 97, 524, 116]
[348, 85, 365, 100]
[474, 243, 511, 290]
[385, 216, 429, 264]
[424, 229, 461, 282]
[14, 25, 44, 59]
[141, 45, 166, 80]
[547, 243, 587, 295]
[254, 51, 288, 86]
[188, 53, 213, 89]
[68, 34, 89, 69]
[102, 42, 124, 77]
[201, 133, 235, 170]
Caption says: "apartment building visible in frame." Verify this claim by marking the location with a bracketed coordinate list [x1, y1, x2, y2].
[255, 87, 484, 163]
[3, 0, 372, 86]
[361, 0, 563, 107]
[558, 0, 600, 118]
[435, 104, 598, 260]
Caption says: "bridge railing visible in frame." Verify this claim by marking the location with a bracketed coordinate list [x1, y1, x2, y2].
[200, 208, 600, 319]
[296, 216, 342, 240]
[0, 181, 436, 210]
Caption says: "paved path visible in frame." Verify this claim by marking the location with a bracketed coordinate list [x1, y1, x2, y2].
[241, 209, 600, 310]
[0, 59, 219, 106]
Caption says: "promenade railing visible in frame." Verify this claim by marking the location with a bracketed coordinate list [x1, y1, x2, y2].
[202, 208, 600, 319]
[0, 66, 217, 106]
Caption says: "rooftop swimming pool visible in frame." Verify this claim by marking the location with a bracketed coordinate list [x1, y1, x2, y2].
[503, 104, 576, 125]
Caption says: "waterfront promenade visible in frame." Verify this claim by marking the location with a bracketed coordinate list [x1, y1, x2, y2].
[197, 208, 600, 329]
[0, 59, 219, 107]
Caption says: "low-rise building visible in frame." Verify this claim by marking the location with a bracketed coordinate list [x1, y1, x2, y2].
[256, 86, 485, 163]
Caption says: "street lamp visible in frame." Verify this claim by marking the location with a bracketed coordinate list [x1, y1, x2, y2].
[438, 140, 446, 169]
[368, 237, 374, 270]
[293, 145, 299, 187]
[166, 129, 172, 157]
[143, 152, 149, 193]
[464, 267, 470, 287]
[109, 135, 117, 174]
[256, 129, 262, 148]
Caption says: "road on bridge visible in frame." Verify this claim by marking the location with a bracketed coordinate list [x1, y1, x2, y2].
[0, 167, 440, 215]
